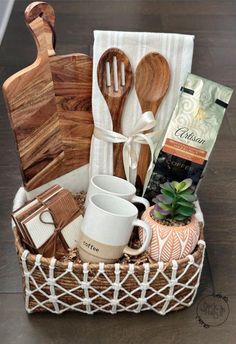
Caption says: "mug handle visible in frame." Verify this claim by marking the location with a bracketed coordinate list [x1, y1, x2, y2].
[123, 219, 152, 256]
[131, 195, 150, 209]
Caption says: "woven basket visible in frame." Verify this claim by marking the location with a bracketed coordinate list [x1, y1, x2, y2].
[13, 188, 206, 315]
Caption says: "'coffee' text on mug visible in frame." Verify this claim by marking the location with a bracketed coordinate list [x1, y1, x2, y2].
[83, 240, 99, 253]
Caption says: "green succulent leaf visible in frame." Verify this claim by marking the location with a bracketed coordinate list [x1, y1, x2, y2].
[171, 181, 179, 191]
[160, 182, 175, 194]
[155, 203, 170, 215]
[175, 179, 192, 193]
[174, 214, 187, 221]
[176, 199, 195, 208]
[158, 202, 172, 211]
[179, 178, 193, 191]
[153, 210, 165, 220]
[177, 206, 195, 217]
[176, 182, 184, 192]
[156, 194, 173, 204]
[161, 189, 175, 199]
[179, 191, 197, 202]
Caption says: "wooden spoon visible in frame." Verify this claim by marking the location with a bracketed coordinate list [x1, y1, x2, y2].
[135, 52, 170, 192]
[97, 48, 133, 178]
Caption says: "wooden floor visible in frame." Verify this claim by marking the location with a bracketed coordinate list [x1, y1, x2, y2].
[0, 0, 235, 343]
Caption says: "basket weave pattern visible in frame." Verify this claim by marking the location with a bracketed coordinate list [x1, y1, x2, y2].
[14, 226, 205, 315]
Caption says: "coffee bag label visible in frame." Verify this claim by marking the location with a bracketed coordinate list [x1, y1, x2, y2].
[163, 138, 207, 165]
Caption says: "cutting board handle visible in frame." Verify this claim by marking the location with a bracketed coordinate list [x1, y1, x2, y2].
[25, 1, 56, 57]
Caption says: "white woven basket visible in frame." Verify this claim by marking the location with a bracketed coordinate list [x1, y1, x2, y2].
[12, 187, 206, 315]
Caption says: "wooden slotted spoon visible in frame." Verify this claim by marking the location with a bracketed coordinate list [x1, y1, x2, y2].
[97, 48, 133, 178]
[135, 52, 170, 191]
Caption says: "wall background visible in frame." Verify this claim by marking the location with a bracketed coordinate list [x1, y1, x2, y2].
[0, 0, 15, 45]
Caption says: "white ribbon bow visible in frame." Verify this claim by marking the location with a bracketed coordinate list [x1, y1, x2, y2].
[93, 111, 158, 183]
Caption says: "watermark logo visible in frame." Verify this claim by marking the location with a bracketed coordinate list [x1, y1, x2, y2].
[196, 294, 230, 328]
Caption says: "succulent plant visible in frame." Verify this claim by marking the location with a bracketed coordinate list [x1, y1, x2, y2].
[152, 179, 197, 222]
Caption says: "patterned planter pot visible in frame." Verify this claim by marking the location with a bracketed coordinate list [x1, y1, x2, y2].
[140, 206, 200, 262]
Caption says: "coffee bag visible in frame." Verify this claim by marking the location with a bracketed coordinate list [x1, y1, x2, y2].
[144, 73, 233, 202]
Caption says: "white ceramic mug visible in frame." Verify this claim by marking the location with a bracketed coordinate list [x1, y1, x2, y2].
[85, 175, 150, 209]
[79, 194, 152, 263]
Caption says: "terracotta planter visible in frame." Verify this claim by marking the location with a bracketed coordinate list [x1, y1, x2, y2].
[139, 206, 200, 262]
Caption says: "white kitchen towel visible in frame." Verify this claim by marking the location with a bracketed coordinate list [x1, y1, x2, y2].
[90, 30, 194, 182]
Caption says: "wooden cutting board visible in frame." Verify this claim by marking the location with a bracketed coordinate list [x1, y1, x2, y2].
[2, 1, 94, 191]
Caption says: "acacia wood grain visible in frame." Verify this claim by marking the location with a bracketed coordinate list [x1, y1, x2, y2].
[2, 12, 64, 189]
[25, 1, 56, 57]
[97, 48, 133, 179]
[50, 53, 93, 174]
[135, 52, 170, 191]
[2, 2, 93, 191]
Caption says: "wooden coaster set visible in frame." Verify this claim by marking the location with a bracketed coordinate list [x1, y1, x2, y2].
[12, 185, 83, 258]
[2, 1, 211, 315]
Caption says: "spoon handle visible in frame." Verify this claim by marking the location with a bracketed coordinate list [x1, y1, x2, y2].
[136, 101, 162, 191]
[135, 52, 170, 193]
[114, 142, 126, 178]
[110, 97, 126, 178]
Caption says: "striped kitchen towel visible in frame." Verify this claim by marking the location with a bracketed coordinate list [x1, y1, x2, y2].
[90, 31, 194, 182]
